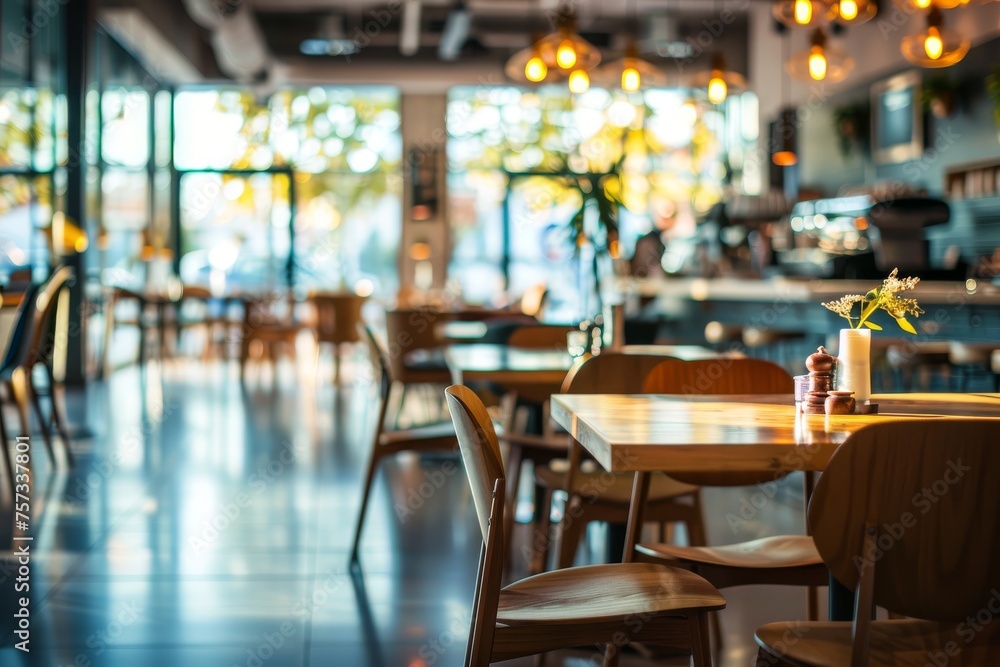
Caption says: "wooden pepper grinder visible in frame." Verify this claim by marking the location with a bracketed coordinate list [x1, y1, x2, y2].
[804, 346, 837, 414]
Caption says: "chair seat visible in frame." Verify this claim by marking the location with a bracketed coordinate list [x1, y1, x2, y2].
[535, 466, 699, 504]
[755, 619, 1000, 666]
[636, 535, 821, 570]
[498, 563, 725, 626]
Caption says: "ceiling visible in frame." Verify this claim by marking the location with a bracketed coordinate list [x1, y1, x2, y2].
[101, 0, 757, 87]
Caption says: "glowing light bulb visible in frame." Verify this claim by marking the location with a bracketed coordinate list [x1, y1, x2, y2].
[808, 45, 828, 80]
[524, 55, 547, 82]
[707, 74, 728, 105]
[923, 27, 943, 59]
[556, 39, 577, 69]
[913, 0, 931, 7]
[621, 66, 641, 92]
[568, 68, 589, 93]
[794, 0, 813, 24]
[839, 0, 859, 20]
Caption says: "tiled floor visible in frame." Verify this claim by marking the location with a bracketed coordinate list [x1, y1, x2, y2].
[0, 354, 818, 666]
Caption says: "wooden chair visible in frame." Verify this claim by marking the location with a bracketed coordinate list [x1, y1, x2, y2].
[349, 324, 459, 564]
[0, 266, 75, 467]
[754, 419, 1000, 666]
[239, 293, 304, 382]
[382, 308, 457, 423]
[445, 384, 725, 667]
[101, 286, 152, 373]
[308, 291, 367, 384]
[0, 282, 42, 484]
[634, 358, 827, 624]
[535, 352, 707, 573]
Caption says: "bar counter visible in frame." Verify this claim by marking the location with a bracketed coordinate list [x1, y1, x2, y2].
[619, 277, 1000, 343]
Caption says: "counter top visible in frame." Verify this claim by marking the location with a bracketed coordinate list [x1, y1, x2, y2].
[616, 276, 1000, 306]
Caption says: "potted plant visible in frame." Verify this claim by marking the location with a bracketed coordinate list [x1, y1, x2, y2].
[921, 75, 958, 119]
[987, 65, 1000, 141]
[821, 268, 923, 401]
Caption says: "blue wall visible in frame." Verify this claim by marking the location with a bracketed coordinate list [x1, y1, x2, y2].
[799, 36, 1000, 267]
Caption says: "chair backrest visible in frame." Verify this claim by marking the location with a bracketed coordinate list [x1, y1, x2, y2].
[641, 358, 792, 486]
[444, 385, 506, 666]
[383, 308, 453, 381]
[506, 324, 576, 350]
[809, 420, 1000, 658]
[0, 282, 42, 372]
[358, 323, 392, 404]
[26, 265, 74, 369]
[642, 357, 792, 395]
[561, 352, 680, 394]
[311, 292, 366, 345]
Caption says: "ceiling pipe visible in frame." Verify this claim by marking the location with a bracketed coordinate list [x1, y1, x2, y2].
[400, 0, 423, 55]
[182, 0, 273, 82]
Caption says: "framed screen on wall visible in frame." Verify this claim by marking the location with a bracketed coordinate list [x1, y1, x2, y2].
[871, 70, 923, 165]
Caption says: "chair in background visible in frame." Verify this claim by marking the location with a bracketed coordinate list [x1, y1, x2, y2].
[754, 419, 1000, 665]
[0, 266, 76, 467]
[948, 341, 997, 391]
[382, 308, 456, 423]
[634, 358, 826, 626]
[445, 385, 724, 667]
[309, 291, 367, 383]
[0, 282, 42, 482]
[349, 324, 459, 564]
[239, 293, 304, 382]
[101, 286, 152, 373]
[535, 352, 706, 573]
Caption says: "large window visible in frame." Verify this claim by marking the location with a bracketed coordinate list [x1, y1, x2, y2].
[0, 0, 66, 280]
[173, 86, 402, 294]
[446, 86, 757, 319]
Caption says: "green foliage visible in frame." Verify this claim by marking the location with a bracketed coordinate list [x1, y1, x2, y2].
[822, 269, 923, 333]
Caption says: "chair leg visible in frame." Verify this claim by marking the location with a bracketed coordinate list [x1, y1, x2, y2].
[530, 487, 553, 573]
[503, 444, 524, 571]
[44, 364, 73, 465]
[556, 496, 588, 569]
[9, 371, 32, 443]
[686, 491, 707, 547]
[690, 612, 712, 667]
[350, 451, 382, 564]
[0, 400, 13, 493]
[807, 585, 819, 621]
[27, 375, 56, 466]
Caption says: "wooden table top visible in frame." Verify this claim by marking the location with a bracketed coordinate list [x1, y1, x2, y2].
[550, 393, 1000, 474]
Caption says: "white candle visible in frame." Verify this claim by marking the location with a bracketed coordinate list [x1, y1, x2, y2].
[837, 328, 871, 401]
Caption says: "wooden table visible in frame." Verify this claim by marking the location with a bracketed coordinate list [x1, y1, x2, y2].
[551, 394, 1000, 620]
[550, 392, 1000, 618]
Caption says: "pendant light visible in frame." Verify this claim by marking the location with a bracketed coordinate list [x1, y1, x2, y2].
[503, 4, 600, 87]
[773, 33, 798, 167]
[691, 52, 746, 105]
[900, 7, 970, 67]
[785, 28, 853, 83]
[773, 0, 838, 27]
[568, 68, 590, 93]
[834, 0, 877, 24]
[894, 0, 989, 10]
[593, 41, 669, 92]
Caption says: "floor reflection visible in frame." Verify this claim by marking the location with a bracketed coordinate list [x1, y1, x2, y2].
[1, 356, 814, 666]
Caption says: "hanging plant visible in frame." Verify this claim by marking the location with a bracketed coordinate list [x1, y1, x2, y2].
[831, 103, 870, 158]
[987, 65, 1000, 131]
[921, 75, 958, 119]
